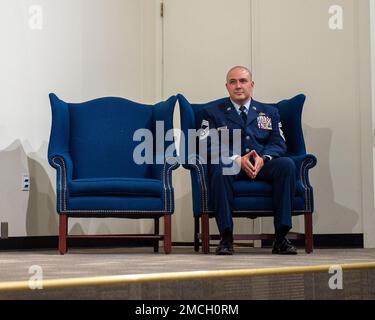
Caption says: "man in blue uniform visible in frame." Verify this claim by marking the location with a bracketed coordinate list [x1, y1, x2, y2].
[203, 66, 297, 255]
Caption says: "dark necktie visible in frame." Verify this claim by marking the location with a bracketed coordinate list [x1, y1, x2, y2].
[239, 105, 247, 124]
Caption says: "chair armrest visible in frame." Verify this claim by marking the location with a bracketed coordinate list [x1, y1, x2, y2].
[161, 157, 180, 213]
[163, 157, 180, 188]
[289, 154, 317, 189]
[182, 154, 209, 215]
[48, 153, 73, 213]
[48, 152, 73, 180]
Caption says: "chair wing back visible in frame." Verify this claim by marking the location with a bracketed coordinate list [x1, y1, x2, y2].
[178, 94, 226, 164]
[151, 96, 178, 181]
[48, 93, 177, 180]
[275, 94, 306, 156]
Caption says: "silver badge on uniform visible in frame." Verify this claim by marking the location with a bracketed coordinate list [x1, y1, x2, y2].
[199, 119, 210, 140]
[279, 122, 286, 141]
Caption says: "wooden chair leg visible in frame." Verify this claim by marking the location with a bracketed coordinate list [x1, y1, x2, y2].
[59, 214, 68, 255]
[163, 214, 172, 254]
[304, 212, 313, 253]
[154, 218, 159, 253]
[201, 213, 210, 254]
[194, 217, 200, 252]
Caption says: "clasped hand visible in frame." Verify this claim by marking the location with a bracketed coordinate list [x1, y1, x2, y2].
[238, 150, 264, 179]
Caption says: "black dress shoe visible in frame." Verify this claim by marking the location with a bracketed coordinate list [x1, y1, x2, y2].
[215, 241, 234, 255]
[272, 238, 298, 255]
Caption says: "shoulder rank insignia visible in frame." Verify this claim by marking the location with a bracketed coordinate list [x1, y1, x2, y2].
[279, 122, 286, 141]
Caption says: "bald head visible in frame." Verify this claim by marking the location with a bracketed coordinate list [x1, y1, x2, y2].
[226, 66, 252, 83]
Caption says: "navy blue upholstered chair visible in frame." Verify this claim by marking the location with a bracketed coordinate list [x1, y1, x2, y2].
[178, 94, 317, 254]
[48, 93, 179, 254]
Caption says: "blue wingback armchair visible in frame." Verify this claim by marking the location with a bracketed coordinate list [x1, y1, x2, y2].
[178, 93, 317, 254]
[48, 93, 179, 254]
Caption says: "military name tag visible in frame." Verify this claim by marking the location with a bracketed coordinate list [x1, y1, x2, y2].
[257, 115, 272, 130]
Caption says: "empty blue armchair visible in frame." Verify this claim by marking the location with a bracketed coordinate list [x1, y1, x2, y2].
[178, 93, 317, 253]
[48, 93, 179, 254]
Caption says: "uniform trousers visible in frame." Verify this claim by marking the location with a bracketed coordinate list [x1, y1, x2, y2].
[208, 157, 296, 239]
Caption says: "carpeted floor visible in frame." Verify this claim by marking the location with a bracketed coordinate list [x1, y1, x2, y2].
[1, 247, 374, 282]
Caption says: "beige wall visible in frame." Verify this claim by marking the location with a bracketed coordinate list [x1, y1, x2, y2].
[368, 0, 375, 247]
[163, 0, 255, 242]
[0, 0, 160, 237]
[0, 0, 374, 247]
[251, 0, 373, 242]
